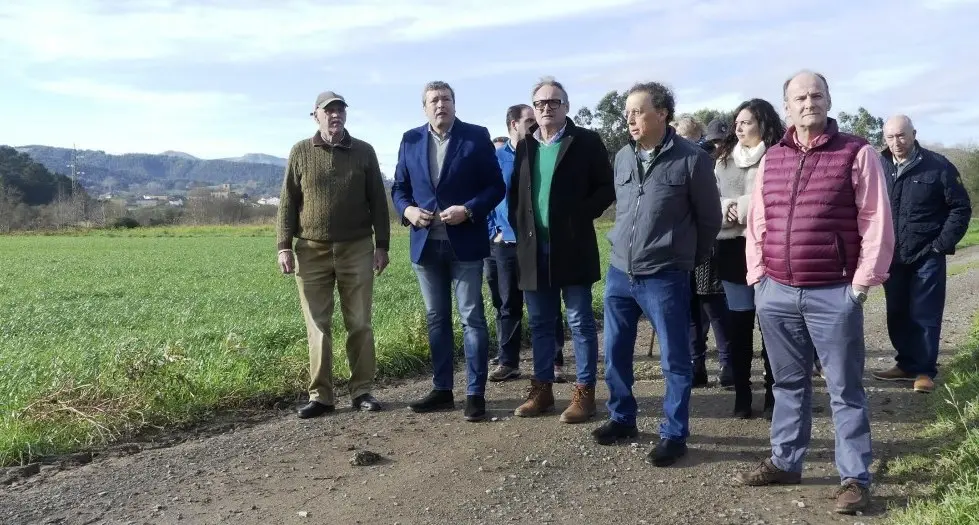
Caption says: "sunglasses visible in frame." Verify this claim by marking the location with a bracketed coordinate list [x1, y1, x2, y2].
[532, 99, 564, 110]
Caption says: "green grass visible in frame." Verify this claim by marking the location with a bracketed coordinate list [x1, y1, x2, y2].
[0, 225, 613, 466]
[956, 219, 979, 250]
[0, 230, 427, 465]
[886, 315, 979, 524]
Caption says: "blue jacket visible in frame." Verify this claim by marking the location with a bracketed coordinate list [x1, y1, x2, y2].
[487, 140, 517, 242]
[881, 142, 972, 265]
[391, 119, 506, 263]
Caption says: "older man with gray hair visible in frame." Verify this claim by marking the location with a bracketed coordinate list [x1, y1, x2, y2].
[278, 90, 391, 418]
[507, 77, 615, 425]
[873, 114, 971, 394]
[736, 70, 895, 515]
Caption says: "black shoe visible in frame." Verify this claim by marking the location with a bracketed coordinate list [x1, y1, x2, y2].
[591, 419, 639, 446]
[733, 387, 753, 419]
[692, 360, 709, 388]
[719, 365, 734, 390]
[409, 389, 454, 413]
[352, 393, 382, 412]
[464, 395, 486, 422]
[646, 438, 687, 467]
[297, 400, 335, 419]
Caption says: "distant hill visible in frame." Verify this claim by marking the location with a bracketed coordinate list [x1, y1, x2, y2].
[220, 153, 288, 167]
[14, 145, 287, 197]
[160, 150, 199, 160]
[0, 146, 82, 205]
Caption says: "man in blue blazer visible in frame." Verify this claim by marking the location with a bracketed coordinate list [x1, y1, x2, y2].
[391, 80, 506, 422]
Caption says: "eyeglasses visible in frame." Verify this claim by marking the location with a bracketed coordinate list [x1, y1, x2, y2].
[532, 99, 564, 110]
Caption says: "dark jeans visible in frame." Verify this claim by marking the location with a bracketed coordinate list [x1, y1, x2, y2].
[689, 293, 732, 367]
[884, 253, 946, 378]
[604, 266, 692, 442]
[484, 242, 565, 368]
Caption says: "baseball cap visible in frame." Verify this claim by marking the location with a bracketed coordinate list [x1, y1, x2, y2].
[705, 119, 729, 142]
[312, 91, 347, 113]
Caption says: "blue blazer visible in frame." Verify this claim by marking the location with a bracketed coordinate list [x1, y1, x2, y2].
[391, 119, 505, 263]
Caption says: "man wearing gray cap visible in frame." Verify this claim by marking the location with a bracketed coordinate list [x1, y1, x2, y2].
[277, 91, 391, 419]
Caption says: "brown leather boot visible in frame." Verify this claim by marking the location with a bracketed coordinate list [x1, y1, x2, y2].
[514, 379, 554, 417]
[560, 384, 596, 423]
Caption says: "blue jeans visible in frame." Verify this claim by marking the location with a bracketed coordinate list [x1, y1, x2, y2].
[412, 239, 489, 396]
[603, 265, 692, 442]
[757, 277, 872, 486]
[524, 284, 598, 385]
[485, 242, 567, 368]
[884, 253, 946, 378]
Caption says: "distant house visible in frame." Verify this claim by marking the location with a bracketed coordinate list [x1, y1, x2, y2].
[168, 198, 185, 207]
[209, 183, 234, 199]
[257, 197, 280, 206]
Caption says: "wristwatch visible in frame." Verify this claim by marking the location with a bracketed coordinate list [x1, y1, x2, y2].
[464, 206, 473, 222]
[852, 289, 868, 304]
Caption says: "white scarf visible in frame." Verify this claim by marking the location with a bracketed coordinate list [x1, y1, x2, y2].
[733, 141, 766, 168]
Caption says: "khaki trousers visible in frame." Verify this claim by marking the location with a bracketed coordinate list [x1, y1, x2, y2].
[294, 236, 376, 404]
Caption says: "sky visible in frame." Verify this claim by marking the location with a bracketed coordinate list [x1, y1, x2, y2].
[1, 0, 978, 181]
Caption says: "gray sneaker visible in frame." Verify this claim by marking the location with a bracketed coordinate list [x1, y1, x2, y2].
[489, 365, 521, 382]
[553, 365, 568, 383]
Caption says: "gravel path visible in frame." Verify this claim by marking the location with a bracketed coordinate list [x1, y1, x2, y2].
[3, 247, 979, 525]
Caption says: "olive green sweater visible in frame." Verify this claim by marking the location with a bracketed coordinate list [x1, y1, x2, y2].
[276, 131, 391, 251]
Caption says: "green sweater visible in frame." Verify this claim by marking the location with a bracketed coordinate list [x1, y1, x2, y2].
[532, 142, 561, 242]
[276, 131, 391, 251]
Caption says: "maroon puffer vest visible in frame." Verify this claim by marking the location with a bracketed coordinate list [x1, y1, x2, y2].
[761, 119, 867, 286]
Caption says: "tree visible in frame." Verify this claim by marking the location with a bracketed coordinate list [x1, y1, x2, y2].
[690, 109, 733, 128]
[837, 107, 884, 149]
[574, 90, 629, 163]
[959, 148, 979, 213]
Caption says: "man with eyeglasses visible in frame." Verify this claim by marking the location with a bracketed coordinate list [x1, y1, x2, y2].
[507, 76, 615, 425]
[593, 82, 721, 468]
[277, 91, 391, 419]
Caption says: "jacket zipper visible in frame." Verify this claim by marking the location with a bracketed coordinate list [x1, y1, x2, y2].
[627, 185, 644, 282]
[785, 153, 807, 284]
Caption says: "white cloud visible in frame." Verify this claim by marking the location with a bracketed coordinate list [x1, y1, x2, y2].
[836, 64, 935, 95]
[34, 78, 247, 108]
[0, 0, 650, 64]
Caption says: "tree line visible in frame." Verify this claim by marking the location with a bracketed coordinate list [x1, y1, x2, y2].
[0, 146, 277, 232]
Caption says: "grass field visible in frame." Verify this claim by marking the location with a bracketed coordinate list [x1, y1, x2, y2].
[0, 225, 610, 466]
[886, 314, 979, 525]
[1, 219, 975, 467]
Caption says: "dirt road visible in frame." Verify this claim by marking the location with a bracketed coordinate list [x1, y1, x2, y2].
[3, 247, 978, 525]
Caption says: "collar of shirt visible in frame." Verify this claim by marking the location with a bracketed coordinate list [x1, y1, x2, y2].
[533, 123, 567, 145]
[894, 146, 919, 169]
[792, 131, 811, 152]
[312, 129, 350, 148]
[428, 121, 454, 143]
[504, 139, 518, 154]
